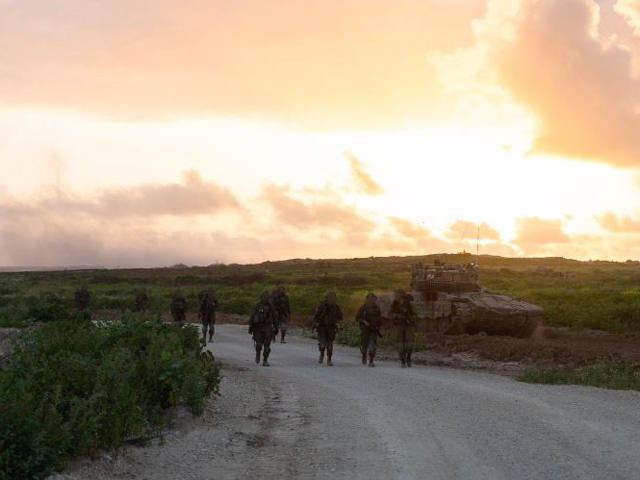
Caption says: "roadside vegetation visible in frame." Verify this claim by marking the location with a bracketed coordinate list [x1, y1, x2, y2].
[521, 361, 640, 392]
[336, 321, 427, 351]
[0, 311, 220, 480]
[3, 253, 640, 333]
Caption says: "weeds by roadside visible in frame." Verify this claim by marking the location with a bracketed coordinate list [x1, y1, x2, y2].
[335, 321, 427, 351]
[0, 314, 220, 480]
[521, 360, 640, 391]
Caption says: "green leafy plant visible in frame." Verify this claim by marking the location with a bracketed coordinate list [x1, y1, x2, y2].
[0, 315, 220, 480]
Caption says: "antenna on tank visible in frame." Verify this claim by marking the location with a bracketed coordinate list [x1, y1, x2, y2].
[476, 225, 480, 267]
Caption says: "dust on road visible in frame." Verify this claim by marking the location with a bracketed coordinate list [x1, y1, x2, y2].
[58, 325, 640, 480]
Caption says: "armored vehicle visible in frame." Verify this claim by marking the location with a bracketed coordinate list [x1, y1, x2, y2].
[379, 261, 544, 338]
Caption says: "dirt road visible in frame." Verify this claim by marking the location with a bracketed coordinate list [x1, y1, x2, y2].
[61, 325, 640, 480]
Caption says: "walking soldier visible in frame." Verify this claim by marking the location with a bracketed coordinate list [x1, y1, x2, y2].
[74, 285, 91, 311]
[199, 289, 219, 343]
[249, 291, 279, 367]
[356, 293, 383, 367]
[272, 285, 291, 344]
[312, 291, 343, 366]
[390, 289, 417, 368]
[134, 290, 149, 313]
[170, 291, 188, 327]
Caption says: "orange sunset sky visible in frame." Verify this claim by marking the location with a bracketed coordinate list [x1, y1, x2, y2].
[2, 0, 640, 267]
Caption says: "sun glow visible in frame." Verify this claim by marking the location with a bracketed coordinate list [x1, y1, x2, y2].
[3, 110, 637, 253]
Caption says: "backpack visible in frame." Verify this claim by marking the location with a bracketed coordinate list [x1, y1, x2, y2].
[320, 303, 339, 326]
[253, 303, 271, 325]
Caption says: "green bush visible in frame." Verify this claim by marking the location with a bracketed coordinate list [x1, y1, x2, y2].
[0, 315, 220, 480]
[0, 304, 30, 328]
[27, 295, 70, 323]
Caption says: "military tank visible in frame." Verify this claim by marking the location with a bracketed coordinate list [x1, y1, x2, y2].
[378, 261, 544, 338]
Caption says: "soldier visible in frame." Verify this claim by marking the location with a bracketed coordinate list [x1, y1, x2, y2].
[199, 289, 219, 343]
[248, 291, 278, 366]
[312, 291, 343, 366]
[74, 285, 91, 311]
[272, 285, 291, 344]
[170, 290, 188, 327]
[134, 290, 149, 313]
[356, 292, 382, 367]
[390, 289, 417, 368]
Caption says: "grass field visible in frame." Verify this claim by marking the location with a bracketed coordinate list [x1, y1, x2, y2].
[521, 361, 640, 392]
[2, 253, 640, 333]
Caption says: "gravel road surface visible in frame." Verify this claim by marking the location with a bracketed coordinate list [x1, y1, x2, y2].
[59, 324, 640, 480]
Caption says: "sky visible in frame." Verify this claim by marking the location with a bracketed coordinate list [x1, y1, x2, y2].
[1, 0, 640, 267]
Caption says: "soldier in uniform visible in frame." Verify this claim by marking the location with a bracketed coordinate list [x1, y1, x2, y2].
[390, 289, 417, 368]
[248, 291, 278, 366]
[198, 289, 219, 343]
[134, 290, 149, 313]
[170, 290, 188, 327]
[356, 293, 382, 367]
[74, 285, 91, 311]
[312, 291, 343, 366]
[272, 285, 291, 344]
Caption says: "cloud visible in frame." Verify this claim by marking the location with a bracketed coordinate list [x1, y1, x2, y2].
[433, 0, 640, 167]
[615, 0, 640, 35]
[597, 211, 640, 232]
[2, 170, 461, 267]
[90, 170, 240, 217]
[260, 184, 376, 235]
[0, 170, 248, 266]
[513, 216, 570, 249]
[344, 152, 384, 196]
[388, 217, 450, 252]
[1, 170, 240, 219]
[445, 220, 501, 242]
[389, 217, 430, 239]
[0, 217, 263, 267]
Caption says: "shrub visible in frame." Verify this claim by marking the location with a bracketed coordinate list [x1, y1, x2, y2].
[0, 304, 30, 328]
[336, 321, 361, 347]
[27, 295, 70, 323]
[0, 315, 220, 480]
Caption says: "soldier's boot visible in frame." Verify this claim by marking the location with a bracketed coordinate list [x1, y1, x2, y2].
[327, 347, 333, 366]
[318, 349, 325, 364]
[263, 352, 270, 367]
[208, 332, 214, 343]
[400, 351, 406, 368]
[361, 351, 367, 365]
[255, 348, 261, 364]
[368, 353, 376, 368]
[281, 332, 286, 344]
[202, 331, 207, 344]
[407, 351, 412, 368]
